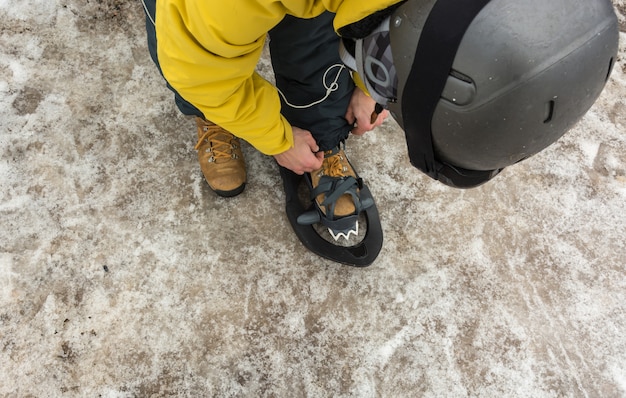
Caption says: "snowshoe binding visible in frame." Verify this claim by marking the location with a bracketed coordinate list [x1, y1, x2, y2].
[279, 145, 383, 267]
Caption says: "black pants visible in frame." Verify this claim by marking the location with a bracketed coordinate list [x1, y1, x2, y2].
[143, 1, 353, 151]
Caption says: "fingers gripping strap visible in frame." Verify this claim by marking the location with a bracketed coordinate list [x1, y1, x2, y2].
[401, 0, 492, 179]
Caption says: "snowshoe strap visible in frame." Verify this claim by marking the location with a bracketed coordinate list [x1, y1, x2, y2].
[312, 175, 372, 221]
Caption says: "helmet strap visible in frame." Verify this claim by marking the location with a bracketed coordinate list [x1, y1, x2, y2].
[401, 0, 497, 188]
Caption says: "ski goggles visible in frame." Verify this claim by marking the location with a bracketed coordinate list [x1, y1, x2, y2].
[340, 17, 398, 106]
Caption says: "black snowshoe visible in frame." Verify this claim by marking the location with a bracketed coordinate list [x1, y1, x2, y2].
[278, 149, 383, 267]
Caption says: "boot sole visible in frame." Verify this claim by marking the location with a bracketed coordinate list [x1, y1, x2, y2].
[213, 183, 246, 198]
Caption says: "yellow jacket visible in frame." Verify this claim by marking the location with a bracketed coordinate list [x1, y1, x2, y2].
[155, 0, 402, 155]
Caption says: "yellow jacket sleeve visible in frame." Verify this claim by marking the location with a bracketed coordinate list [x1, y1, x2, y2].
[155, 0, 403, 155]
[156, 1, 299, 155]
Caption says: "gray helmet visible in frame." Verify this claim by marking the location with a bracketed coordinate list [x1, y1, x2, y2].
[363, 0, 619, 187]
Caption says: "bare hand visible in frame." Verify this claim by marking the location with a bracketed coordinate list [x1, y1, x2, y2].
[274, 127, 324, 174]
[344, 87, 389, 136]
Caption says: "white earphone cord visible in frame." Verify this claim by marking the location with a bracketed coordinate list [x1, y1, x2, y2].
[276, 64, 347, 109]
[141, 0, 156, 26]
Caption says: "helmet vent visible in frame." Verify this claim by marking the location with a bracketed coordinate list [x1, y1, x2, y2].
[606, 57, 614, 82]
[543, 100, 556, 124]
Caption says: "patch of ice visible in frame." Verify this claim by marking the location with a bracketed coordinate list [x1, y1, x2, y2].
[0, 0, 59, 24]
[611, 364, 626, 395]
[0, 253, 16, 303]
[579, 140, 601, 168]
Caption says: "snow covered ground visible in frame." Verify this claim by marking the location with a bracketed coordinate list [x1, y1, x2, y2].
[1, 1, 626, 396]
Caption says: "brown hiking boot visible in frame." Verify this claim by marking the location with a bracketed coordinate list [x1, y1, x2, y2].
[194, 117, 246, 197]
[309, 146, 358, 219]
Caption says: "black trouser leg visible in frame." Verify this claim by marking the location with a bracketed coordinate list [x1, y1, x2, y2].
[269, 12, 354, 151]
[142, 0, 204, 118]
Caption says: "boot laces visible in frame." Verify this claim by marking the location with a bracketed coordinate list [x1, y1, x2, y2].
[195, 125, 239, 162]
[319, 150, 349, 178]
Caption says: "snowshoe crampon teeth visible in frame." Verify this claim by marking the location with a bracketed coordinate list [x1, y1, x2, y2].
[328, 221, 359, 242]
